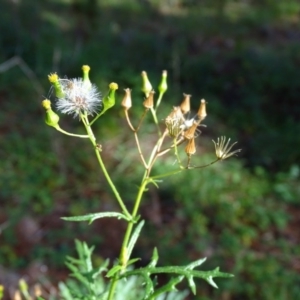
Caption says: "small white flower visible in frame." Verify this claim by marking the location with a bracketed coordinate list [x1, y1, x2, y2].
[212, 136, 241, 160]
[55, 78, 101, 117]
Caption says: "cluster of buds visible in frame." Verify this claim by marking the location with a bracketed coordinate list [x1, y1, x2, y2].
[42, 65, 118, 132]
[120, 70, 241, 166]
[165, 94, 207, 157]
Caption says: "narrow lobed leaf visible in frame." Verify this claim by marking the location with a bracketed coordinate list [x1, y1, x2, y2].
[61, 212, 129, 224]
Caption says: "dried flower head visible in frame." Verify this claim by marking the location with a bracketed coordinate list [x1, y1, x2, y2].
[183, 122, 198, 140]
[55, 78, 101, 117]
[180, 93, 191, 114]
[165, 106, 184, 137]
[143, 90, 155, 109]
[196, 99, 207, 123]
[185, 138, 196, 155]
[121, 88, 132, 110]
[212, 136, 241, 160]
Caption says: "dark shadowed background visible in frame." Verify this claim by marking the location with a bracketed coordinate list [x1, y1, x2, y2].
[0, 0, 300, 299]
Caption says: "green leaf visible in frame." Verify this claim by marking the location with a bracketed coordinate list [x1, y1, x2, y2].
[127, 220, 145, 261]
[143, 275, 155, 299]
[92, 260, 109, 279]
[120, 257, 233, 296]
[187, 275, 196, 295]
[61, 212, 129, 224]
[185, 257, 206, 269]
[206, 275, 218, 289]
[148, 276, 184, 299]
[106, 265, 122, 278]
[147, 247, 159, 268]
[127, 258, 141, 267]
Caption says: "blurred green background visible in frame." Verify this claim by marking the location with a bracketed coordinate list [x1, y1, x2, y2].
[0, 0, 300, 299]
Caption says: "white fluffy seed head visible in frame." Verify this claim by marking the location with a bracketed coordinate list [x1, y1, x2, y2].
[55, 78, 101, 118]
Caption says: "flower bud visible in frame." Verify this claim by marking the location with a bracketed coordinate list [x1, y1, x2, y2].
[197, 99, 207, 122]
[143, 90, 154, 109]
[121, 88, 132, 110]
[180, 93, 191, 114]
[183, 122, 198, 140]
[82, 65, 92, 89]
[48, 73, 65, 98]
[158, 70, 168, 95]
[42, 99, 60, 128]
[141, 71, 152, 97]
[102, 82, 118, 112]
[185, 138, 196, 155]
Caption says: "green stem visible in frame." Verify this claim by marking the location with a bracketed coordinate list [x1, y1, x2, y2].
[150, 107, 161, 137]
[107, 177, 149, 300]
[151, 169, 183, 180]
[55, 126, 89, 138]
[191, 158, 220, 169]
[155, 92, 164, 111]
[89, 108, 106, 126]
[107, 113, 169, 299]
[80, 113, 131, 219]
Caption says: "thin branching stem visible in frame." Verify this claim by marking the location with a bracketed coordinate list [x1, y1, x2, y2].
[155, 92, 163, 111]
[150, 107, 162, 137]
[156, 136, 185, 157]
[124, 110, 148, 168]
[173, 137, 183, 167]
[136, 108, 148, 131]
[124, 110, 135, 131]
[134, 132, 148, 168]
[187, 158, 220, 169]
[55, 127, 89, 138]
[80, 113, 131, 219]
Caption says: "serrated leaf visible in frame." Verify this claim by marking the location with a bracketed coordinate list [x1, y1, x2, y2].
[61, 212, 129, 224]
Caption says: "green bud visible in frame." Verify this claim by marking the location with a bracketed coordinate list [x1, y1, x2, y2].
[141, 71, 152, 97]
[102, 82, 118, 113]
[48, 73, 65, 98]
[42, 99, 60, 128]
[158, 70, 168, 95]
[45, 109, 60, 128]
[82, 65, 92, 89]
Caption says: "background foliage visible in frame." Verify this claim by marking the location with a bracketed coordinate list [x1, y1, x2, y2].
[0, 0, 300, 299]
